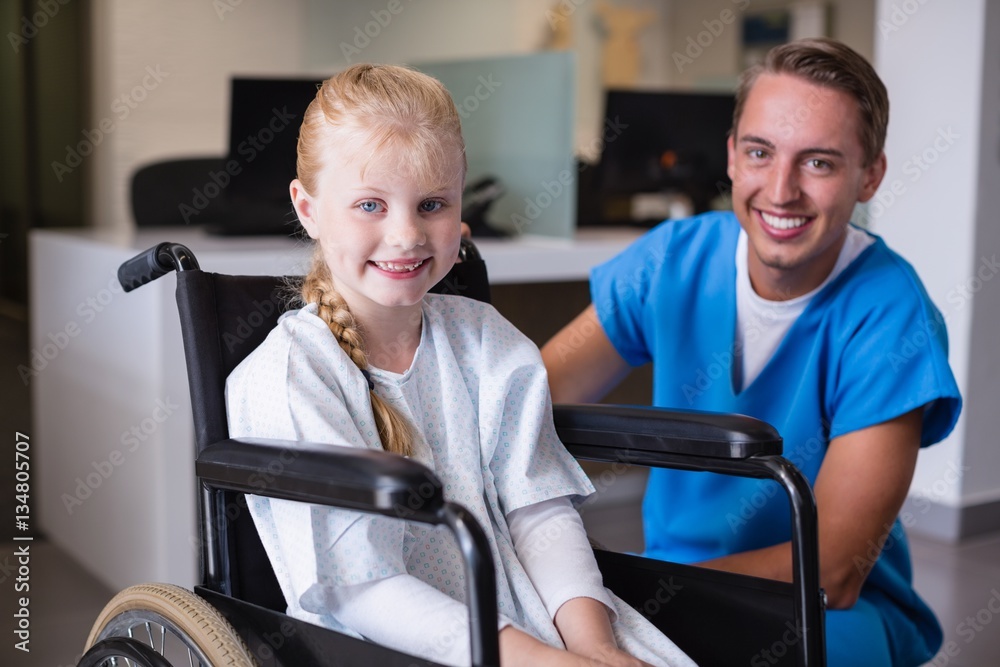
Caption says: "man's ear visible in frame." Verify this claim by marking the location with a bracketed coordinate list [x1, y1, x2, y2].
[290, 179, 320, 239]
[857, 152, 888, 203]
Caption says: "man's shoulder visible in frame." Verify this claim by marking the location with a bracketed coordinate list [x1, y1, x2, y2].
[836, 231, 934, 303]
[623, 211, 741, 271]
[647, 210, 740, 244]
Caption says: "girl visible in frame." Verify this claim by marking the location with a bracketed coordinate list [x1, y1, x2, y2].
[226, 64, 695, 667]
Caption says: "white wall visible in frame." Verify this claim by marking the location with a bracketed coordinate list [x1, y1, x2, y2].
[965, 0, 1000, 509]
[875, 0, 1000, 516]
[89, 0, 305, 232]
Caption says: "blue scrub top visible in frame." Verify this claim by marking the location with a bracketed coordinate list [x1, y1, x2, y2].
[591, 212, 962, 664]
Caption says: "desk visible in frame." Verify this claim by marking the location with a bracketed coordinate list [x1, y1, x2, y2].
[30, 226, 644, 591]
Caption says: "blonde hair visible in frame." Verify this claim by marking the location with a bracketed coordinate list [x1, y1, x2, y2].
[296, 64, 466, 457]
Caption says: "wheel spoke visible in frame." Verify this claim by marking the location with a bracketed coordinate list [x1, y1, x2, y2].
[145, 621, 154, 647]
[160, 623, 166, 654]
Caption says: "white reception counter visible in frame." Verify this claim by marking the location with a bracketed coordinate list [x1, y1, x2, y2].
[29, 226, 644, 591]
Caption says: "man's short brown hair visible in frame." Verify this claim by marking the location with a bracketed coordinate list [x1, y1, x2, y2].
[732, 38, 889, 166]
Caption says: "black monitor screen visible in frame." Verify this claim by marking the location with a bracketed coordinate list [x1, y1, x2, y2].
[598, 90, 735, 208]
[226, 78, 322, 207]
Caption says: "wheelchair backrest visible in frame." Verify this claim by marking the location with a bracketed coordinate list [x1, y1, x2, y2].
[173, 249, 491, 610]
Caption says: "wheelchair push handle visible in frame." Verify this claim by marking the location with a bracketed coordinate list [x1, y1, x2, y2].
[118, 242, 201, 292]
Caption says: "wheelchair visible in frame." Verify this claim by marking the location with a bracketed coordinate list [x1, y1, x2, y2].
[77, 239, 826, 666]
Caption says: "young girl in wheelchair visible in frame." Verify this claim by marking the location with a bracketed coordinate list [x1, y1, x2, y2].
[225, 64, 695, 667]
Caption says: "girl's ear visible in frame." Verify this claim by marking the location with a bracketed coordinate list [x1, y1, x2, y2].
[290, 179, 320, 239]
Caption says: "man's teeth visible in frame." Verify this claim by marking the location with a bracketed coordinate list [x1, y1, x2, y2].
[374, 260, 425, 272]
[761, 212, 808, 230]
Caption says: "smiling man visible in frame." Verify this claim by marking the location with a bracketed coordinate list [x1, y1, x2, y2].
[542, 39, 961, 667]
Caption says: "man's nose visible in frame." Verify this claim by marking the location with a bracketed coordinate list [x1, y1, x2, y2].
[767, 159, 801, 204]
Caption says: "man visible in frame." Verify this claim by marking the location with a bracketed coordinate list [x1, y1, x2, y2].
[542, 38, 961, 667]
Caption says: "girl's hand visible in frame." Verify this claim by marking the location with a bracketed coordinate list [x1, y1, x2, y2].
[552, 598, 657, 667]
[500, 626, 635, 667]
[578, 642, 657, 667]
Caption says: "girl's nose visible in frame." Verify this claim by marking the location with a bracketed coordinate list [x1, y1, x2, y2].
[385, 211, 426, 250]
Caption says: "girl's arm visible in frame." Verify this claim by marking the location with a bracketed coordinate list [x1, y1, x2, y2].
[331, 573, 628, 667]
[508, 498, 654, 667]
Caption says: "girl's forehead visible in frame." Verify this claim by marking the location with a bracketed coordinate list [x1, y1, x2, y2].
[321, 126, 464, 189]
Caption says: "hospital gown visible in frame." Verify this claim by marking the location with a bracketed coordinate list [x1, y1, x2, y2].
[226, 294, 696, 667]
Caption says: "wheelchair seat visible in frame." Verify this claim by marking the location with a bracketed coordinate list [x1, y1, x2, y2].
[79, 239, 826, 667]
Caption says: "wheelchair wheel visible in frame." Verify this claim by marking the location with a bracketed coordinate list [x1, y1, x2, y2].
[83, 583, 256, 667]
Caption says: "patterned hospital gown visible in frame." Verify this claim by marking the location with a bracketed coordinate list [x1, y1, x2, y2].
[226, 294, 696, 667]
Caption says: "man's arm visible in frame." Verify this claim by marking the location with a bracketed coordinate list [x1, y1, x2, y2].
[698, 407, 923, 609]
[541, 305, 632, 404]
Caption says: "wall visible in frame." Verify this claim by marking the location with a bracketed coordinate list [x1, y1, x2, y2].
[875, 0, 1000, 540]
[89, 0, 305, 233]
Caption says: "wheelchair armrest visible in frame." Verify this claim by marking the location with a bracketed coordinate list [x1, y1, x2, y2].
[555, 403, 825, 666]
[553, 403, 782, 463]
[196, 436, 501, 665]
[196, 437, 443, 522]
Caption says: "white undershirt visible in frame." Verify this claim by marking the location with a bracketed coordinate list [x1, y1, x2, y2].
[735, 226, 874, 391]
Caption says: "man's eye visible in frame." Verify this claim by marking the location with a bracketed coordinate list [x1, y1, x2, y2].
[749, 149, 768, 159]
[809, 159, 831, 170]
[359, 201, 381, 213]
[420, 200, 444, 213]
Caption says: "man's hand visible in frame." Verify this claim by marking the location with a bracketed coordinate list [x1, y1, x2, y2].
[699, 408, 924, 608]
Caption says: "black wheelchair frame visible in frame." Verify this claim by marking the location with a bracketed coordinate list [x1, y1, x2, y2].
[79, 239, 826, 666]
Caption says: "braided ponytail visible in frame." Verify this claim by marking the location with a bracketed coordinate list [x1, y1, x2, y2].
[301, 251, 415, 457]
[290, 64, 467, 458]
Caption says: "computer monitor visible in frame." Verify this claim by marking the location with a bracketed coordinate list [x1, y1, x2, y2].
[597, 90, 735, 217]
[210, 77, 321, 235]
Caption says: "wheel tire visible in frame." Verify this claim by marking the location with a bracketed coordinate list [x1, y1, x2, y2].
[85, 583, 256, 667]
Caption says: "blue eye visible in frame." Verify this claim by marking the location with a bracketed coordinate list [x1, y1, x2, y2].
[420, 200, 444, 213]
[359, 200, 380, 213]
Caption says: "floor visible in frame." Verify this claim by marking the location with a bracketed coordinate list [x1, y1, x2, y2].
[3, 310, 1000, 667]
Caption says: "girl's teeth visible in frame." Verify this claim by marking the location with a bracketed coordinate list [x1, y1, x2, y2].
[761, 212, 808, 230]
[375, 260, 424, 272]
